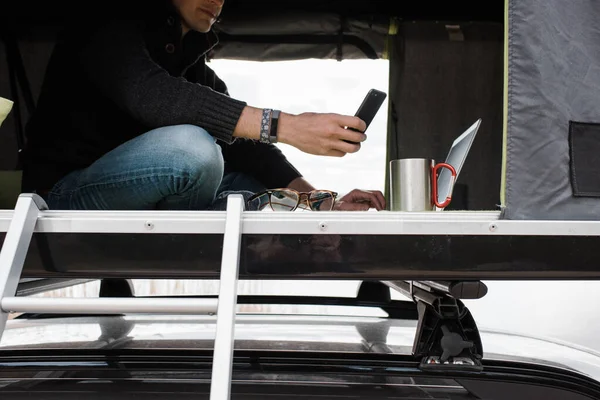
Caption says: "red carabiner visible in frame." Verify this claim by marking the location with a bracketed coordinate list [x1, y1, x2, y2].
[432, 162, 457, 209]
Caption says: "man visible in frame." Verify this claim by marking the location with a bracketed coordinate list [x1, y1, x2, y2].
[21, 0, 386, 211]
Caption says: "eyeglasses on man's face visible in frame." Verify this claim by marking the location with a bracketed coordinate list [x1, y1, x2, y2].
[247, 189, 338, 211]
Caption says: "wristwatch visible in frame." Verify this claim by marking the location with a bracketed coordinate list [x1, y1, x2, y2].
[260, 108, 281, 144]
[269, 109, 280, 143]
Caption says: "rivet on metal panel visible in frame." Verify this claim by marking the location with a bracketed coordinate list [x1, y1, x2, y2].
[445, 24, 464, 41]
[145, 221, 155, 231]
[489, 223, 497, 232]
[319, 222, 328, 231]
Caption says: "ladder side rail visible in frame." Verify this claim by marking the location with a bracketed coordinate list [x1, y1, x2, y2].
[209, 194, 244, 400]
[2, 297, 218, 314]
[0, 194, 46, 341]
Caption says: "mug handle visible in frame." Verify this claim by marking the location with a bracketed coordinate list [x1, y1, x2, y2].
[432, 162, 457, 208]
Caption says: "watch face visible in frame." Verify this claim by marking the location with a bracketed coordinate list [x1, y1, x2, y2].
[270, 110, 280, 143]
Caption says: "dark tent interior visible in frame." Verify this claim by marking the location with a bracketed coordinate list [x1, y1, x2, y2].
[1, 0, 506, 211]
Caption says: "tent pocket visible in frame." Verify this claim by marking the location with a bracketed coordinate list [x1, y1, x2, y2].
[569, 120, 600, 197]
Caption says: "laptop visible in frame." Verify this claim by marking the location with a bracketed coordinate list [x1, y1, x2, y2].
[435, 118, 482, 209]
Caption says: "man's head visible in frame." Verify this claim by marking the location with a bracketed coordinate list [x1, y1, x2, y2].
[171, 0, 224, 34]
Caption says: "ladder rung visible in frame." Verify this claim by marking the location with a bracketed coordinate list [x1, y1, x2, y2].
[1, 297, 218, 315]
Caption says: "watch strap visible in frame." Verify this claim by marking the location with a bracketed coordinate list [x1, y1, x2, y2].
[260, 108, 272, 144]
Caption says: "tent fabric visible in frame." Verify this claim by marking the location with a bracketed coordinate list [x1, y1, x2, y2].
[385, 21, 504, 211]
[212, 13, 389, 61]
[502, 0, 600, 220]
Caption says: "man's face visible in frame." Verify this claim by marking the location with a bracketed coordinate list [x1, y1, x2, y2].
[171, 0, 224, 34]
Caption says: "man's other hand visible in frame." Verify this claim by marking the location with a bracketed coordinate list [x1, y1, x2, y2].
[333, 189, 386, 211]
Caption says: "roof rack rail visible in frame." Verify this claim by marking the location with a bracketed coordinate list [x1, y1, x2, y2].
[4, 195, 600, 280]
[3, 191, 600, 397]
[16, 277, 96, 297]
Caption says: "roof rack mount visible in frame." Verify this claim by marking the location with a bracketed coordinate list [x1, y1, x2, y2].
[384, 280, 484, 371]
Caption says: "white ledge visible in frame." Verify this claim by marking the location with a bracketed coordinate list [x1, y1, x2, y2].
[3, 208, 600, 235]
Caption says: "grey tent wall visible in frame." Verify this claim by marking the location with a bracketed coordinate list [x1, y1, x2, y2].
[385, 21, 504, 210]
[503, 0, 600, 220]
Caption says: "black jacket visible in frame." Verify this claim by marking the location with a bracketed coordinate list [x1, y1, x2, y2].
[21, 2, 301, 192]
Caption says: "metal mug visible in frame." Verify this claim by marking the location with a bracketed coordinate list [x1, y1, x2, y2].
[389, 158, 457, 211]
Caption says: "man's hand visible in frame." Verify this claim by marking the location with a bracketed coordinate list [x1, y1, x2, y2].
[277, 112, 367, 157]
[333, 189, 386, 211]
[233, 107, 367, 157]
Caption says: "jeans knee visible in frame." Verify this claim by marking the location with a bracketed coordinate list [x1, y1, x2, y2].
[155, 125, 224, 193]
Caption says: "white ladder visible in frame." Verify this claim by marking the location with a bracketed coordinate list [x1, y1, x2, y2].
[0, 193, 244, 400]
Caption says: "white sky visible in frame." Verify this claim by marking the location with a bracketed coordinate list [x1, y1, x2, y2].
[208, 58, 390, 195]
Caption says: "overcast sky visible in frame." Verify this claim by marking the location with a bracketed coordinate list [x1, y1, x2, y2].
[208, 58, 390, 195]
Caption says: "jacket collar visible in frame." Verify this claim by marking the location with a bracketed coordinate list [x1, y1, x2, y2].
[183, 28, 220, 59]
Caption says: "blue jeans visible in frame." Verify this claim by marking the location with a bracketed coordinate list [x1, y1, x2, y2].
[45, 125, 266, 211]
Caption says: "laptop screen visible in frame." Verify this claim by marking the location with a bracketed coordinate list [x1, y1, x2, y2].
[436, 119, 481, 207]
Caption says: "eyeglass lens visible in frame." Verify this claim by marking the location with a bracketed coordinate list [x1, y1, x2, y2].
[269, 190, 300, 211]
[309, 191, 334, 211]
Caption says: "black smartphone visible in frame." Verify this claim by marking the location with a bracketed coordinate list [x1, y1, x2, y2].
[354, 88, 387, 131]
[345, 89, 387, 142]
